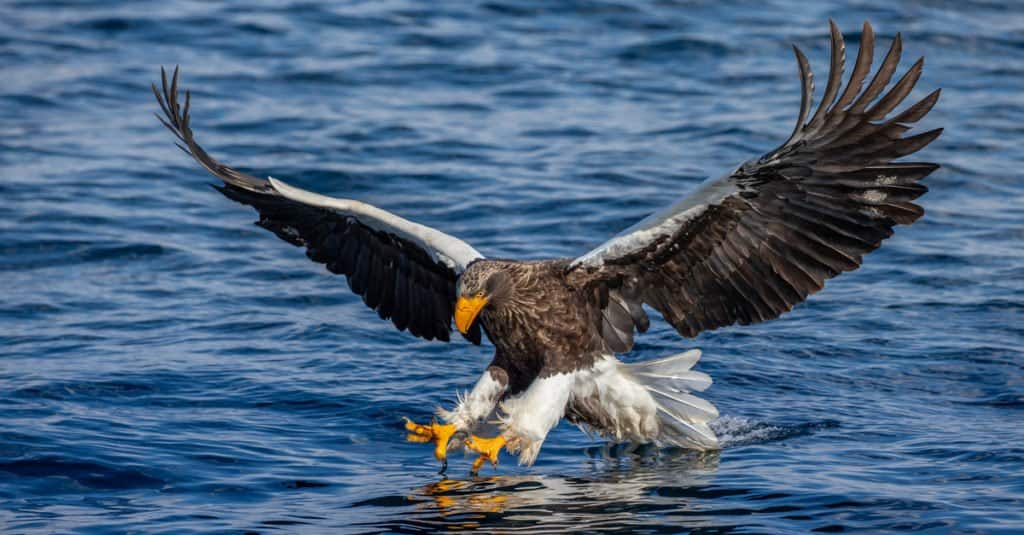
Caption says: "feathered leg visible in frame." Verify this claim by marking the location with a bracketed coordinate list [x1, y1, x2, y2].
[466, 371, 574, 470]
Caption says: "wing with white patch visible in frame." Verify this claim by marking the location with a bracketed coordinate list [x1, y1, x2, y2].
[569, 20, 942, 343]
[154, 67, 484, 343]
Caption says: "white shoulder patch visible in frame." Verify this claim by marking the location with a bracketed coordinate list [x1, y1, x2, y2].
[570, 172, 740, 269]
[268, 177, 483, 272]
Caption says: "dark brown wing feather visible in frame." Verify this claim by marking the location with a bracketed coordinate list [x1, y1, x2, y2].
[153, 67, 474, 343]
[569, 20, 941, 345]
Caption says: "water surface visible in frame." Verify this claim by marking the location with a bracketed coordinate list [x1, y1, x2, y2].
[2, 0, 1023, 532]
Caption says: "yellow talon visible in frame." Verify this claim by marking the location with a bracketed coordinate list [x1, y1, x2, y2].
[403, 417, 458, 462]
[465, 435, 506, 474]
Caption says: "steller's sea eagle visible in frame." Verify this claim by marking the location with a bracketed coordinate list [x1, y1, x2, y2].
[154, 20, 941, 474]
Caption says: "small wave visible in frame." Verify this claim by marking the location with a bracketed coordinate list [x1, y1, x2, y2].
[14, 380, 157, 401]
[70, 16, 156, 35]
[0, 456, 164, 490]
[0, 240, 173, 272]
[521, 126, 596, 139]
[619, 36, 730, 61]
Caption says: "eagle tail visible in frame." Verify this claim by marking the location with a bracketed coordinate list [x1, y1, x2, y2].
[625, 349, 720, 451]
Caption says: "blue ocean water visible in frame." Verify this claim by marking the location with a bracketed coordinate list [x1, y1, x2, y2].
[2, 0, 1023, 532]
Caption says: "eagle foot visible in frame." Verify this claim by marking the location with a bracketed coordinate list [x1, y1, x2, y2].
[465, 435, 506, 475]
[403, 417, 458, 465]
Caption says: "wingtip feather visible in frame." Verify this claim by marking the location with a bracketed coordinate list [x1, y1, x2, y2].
[786, 44, 814, 144]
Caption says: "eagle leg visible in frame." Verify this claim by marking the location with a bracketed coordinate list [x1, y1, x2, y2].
[403, 417, 458, 469]
[465, 435, 506, 475]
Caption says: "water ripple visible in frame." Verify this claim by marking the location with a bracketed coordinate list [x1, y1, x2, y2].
[1, 0, 1022, 532]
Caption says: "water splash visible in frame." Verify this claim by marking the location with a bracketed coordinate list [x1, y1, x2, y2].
[712, 415, 840, 448]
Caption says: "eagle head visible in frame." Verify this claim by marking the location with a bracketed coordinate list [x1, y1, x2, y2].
[454, 261, 512, 334]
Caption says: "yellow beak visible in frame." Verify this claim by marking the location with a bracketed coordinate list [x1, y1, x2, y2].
[454, 295, 489, 334]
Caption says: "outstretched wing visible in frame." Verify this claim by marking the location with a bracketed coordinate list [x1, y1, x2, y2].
[154, 67, 485, 343]
[568, 20, 942, 351]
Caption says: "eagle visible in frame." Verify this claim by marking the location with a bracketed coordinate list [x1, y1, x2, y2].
[154, 20, 940, 474]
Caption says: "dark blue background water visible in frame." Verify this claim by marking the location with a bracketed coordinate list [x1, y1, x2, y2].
[2, 1, 1022, 533]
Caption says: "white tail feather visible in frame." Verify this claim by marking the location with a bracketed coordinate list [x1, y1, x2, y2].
[645, 387, 719, 421]
[657, 407, 718, 447]
[628, 349, 702, 372]
[624, 349, 720, 451]
[632, 370, 713, 393]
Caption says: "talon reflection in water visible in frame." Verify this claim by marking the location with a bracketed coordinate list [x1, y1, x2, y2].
[415, 477, 511, 517]
[406, 452, 719, 525]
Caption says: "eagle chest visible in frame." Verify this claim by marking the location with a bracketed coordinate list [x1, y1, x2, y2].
[485, 274, 602, 371]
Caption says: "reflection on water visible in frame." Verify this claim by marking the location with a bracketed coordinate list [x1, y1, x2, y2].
[2, 0, 1023, 531]
[369, 450, 721, 534]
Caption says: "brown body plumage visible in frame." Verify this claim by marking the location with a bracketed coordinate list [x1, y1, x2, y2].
[465, 259, 604, 394]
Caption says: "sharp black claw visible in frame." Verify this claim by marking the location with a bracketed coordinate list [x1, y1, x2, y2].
[438, 459, 448, 476]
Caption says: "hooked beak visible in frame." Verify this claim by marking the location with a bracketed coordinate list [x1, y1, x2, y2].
[454, 295, 489, 334]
